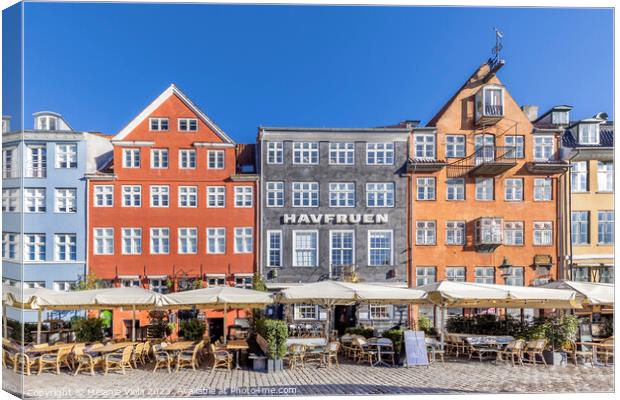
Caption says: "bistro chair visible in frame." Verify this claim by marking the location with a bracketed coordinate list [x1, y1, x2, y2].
[104, 345, 134, 375]
[68, 343, 86, 370]
[597, 336, 614, 366]
[322, 342, 340, 368]
[569, 340, 594, 367]
[176, 342, 204, 372]
[524, 339, 547, 367]
[287, 344, 306, 369]
[14, 352, 38, 376]
[209, 343, 233, 371]
[37, 345, 72, 375]
[73, 345, 103, 376]
[131, 342, 146, 368]
[497, 339, 525, 367]
[152, 344, 174, 373]
[352, 337, 376, 366]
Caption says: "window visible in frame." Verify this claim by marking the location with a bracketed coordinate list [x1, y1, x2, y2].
[266, 182, 284, 207]
[25, 281, 46, 289]
[93, 228, 114, 255]
[178, 186, 197, 207]
[369, 305, 390, 320]
[150, 228, 169, 254]
[475, 218, 503, 244]
[329, 143, 355, 165]
[600, 267, 614, 284]
[2, 189, 19, 212]
[446, 221, 465, 245]
[54, 234, 76, 261]
[368, 230, 393, 266]
[24, 234, 46, 261]
[533, 136, 554, 161]
[417, 177, 435, 200]
[598, 211, 614, 245]
[504, 221, 524, 245]
[234, 227, 253, 253]
[55, 144, 77, 168]
[572, 267, 589, 282]
[533, 222, 553, 245]
[475, 178, 494, 200]
[2, 147, 18, 178]
[578, 123, 599, 145]
[483, 86, 503, 113]
[293, 231, 318, 267]
[504, 179, 523, 201]
[179, 149, 196, 169]
[504, 136, 524, 158]
[571, 211, 589, 245]
[150, 185, 169, 207]
[208, 150, 225, 169]
[445, 135, 465, 158]
[121, 228, 142, 255]
[414, 134, 435, 159]
[266, 142, 283, 164]
[55, 188, 77, 213]
[206, 275, 226, 287]
[36, 115, 56, 130]
[292, 182, 319, 207]
[122, 185, 141, 207]
[293, 142, 319, 165]
[26, 145, 46, 177]
[122, 148, 140, 168]
[446, 267, 466, 282]
[2, 233, 19, 260]
[206, 228, 226, 254]
[551, 111, 569, 125]
[416, 221, 436, 245]
[178, 118, 198, 132]
[329, 183, 355, 207]
[149, 118, 169, 131]
[571, 162, 588, 192]
[366, 143, 394, 165]
[235, 276, 253, 289]
[149, 278, 168, 294]
[416, 267, 436, 286]
[597, 161, 613, 192]
[475, 267, 495, 284]
[534, 178, 552, 201]
[267, 231, 282, 267]
[94, 185, 113, 207]
[234, 186, 253, 207]
[207, 186, 226, 208]
[178, 228, 198, 254]
[330, 231, 354, 266]
[474, 134, 495, 164]
[150, 149, 168, 169]
[505, 267, 524, 286]
[446, 178, 465, 200]
[296, 305, 318, 320]
[24, 188, 46, 212]
[366, 182, 394, 207]
[53, 281, 76, 292]
[122, 279, 140, 287]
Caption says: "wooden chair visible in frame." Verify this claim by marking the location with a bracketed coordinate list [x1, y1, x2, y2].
[37, 346, 72, 375]
[209, 343, 232, 371]
[596, 336, 614, 366]
[524, 339, 547, 367]
[73, 346, 103, 376]
[2, 347, 17, 370]
[425, 338, 445, 365]
[498, 339, 525, 366]
[287, 344, 306, 369]
[152, 344, 173, 373]
[104, 345, 134, 375]
[377, 338, 396, 366]
[322, 342, 340, 368]
[142, 341, 152, 363]
[569, 340, 594, 367]
[14, 352, 38, 375]
[176, 342, 203, 372]
[131, 342, 145, 368]
[352, 337, 376, 366]
[68, 343, 86, 370]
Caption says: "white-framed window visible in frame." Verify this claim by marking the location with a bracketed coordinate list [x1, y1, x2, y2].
[94, 185, 113, 207]
[551, 111, 569, 125]
[149, 118, 169, 131]
[149, 278, 168, 294]
[178, 118, 198, 132]
[416, 177, 435, 200]
[24, 234, 46, 261]
[2, 147, 18, 178]
[446, 267, 466, 282]
[416, 266, 436, 286]
[235, 275, 253, 289]
[150, 149, 168, 169]
[234, 227, 253, 253]
[25, 145, 46, 178]
[416, 221, 436, 245]
[445, 135, 465, 158]
[93, 228, 114, 255]
[597, 161, 613, 192]
[368, 230, 393, 266]
[55, 188, 77, 213]
[208, 150, 225, 169]
[266, 182, 284, 207]
[505, 135, 525, 158]
[475, 218, 503, 244]
[571, 211, 589, 245]
[121, 279, 140, 287]
[207, 186, 226, 208]
[206, 228, 226, 254]
[179, 149, 196, 169]
[292, 182, 319, 207]
[446, 178, 465, 200]
[2, 232, 19, 260]
[234, 186, 253, 207]
[598, 211, 614, 245]
[474, 267, 495, 284]
[54, 234, 76, 261]
[2, 188, 19, 212]
[369, 305, 391, 320]
[504, 221, 524, 246]
[266, 142, 283, 164]
[121, 228, 142, 255]
[505, 267, 524, 286]
[150, 228, 169, 255]
[533, 221, 553, 246]
[206, 275, 226, 287]
[178, 186, 198, 207]
[534, 178, 552, 201]
[293, 231, 318, 267]
[475, 178, 494, 200]
[122, 148, 140, 168]
[55, 144, 77, 168]
[414, 134, 435, 159]
[578, 123, 599, 145]
[292, 142, 319, 165]
[178, 228, 198, 254]
[150, 185, 169, 207]
[53, 281, 76, 292]
[366, 143, 394, 165]
[445, 221, 465, 245]
[330, 230, 354, 266]
[329, 142, 355, 165]
[366, 182, 394, 207]
[295, 305, 319, 320]
[24, 188, 46, 213]
[329, 182, 355, 207]
[571, 161, 588, 192]
[533, 135, 554, 161]
[504, 178, 523, 201]
[122, 185, 141, 207]
[267, 230, 282, 267]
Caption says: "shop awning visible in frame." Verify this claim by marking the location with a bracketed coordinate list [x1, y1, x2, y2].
[540, 280, 614, 306]
[166, 286, 273, 309]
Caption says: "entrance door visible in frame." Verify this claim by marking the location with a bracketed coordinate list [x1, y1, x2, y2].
[208, 318, 224, 343]
[334, 305, 357, 336]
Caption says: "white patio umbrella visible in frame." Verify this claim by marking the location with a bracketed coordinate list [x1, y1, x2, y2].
[540, 280, 614, 306]
[2, 284, 62, 340]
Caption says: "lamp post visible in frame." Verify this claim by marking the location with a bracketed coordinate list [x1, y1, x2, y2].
[498, 257, 512, 283]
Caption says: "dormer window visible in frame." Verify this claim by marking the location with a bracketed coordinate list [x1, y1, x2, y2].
[2, 118, 9, 133]
[475, 85, 504, 124]
[578, 123, 600, 145]
[37, 115, 58, 131]
[551, 111, 569, 125]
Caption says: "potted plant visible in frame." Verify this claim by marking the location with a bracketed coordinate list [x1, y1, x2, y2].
[256, 318, 288, 373]
[179, 320, 206, 341]
[541, 315, 579, 367]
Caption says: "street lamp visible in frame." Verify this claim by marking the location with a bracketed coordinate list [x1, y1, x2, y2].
[499, 257, 512, 283]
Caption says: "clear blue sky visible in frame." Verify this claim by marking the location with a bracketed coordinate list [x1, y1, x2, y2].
[3, 3, 614, 142]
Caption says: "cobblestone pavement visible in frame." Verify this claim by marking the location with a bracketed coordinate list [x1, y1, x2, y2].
[2, 358, 614, 398]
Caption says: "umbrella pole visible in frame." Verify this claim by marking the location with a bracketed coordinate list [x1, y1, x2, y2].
[2, 304, 7, 338]
[440, 306, 445, 351]
[36, 308, 42, 344]
[223, 304, 228, 345]
[131, 305, 136, 342]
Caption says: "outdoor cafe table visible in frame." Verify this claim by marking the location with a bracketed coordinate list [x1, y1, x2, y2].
[221, 339, 249, 369]
[286, 338, 327, 367]
[24, 343, 73, 354]
[367, 338, 393, 367]
[87, 342, 137, 354]
[161, 341, 195, 352]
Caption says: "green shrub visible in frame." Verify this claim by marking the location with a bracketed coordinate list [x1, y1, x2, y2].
[71, 318, 104, 343]
[417, 316, 437, 336]
[601, 317, 614, 338]
[256, 318, 288, 359]
[180, 319, 206, 341]
[542, 315, 580, 351]
[382, 328, 404, 355]
[344, 326, 375, 338]
[6, 320, 36, 343]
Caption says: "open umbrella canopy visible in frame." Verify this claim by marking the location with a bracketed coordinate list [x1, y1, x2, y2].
[166, 286, 273, 309]
[540, 280, 614, 306]
[2, 284, 60, 309]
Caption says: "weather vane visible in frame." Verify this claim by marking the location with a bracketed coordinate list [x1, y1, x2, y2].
[488, 27, 504, 68]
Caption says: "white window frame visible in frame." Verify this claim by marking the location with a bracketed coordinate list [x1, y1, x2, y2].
[178, 118, 198, 132]
[534, 178, 552, 201]
[150, 185, 170, 208]
[368, 230, 393, 266]
[267, 230, 282, 267]
[234, 186, 253, 208]
[533, 135, 555, 161]
[149, 117, 169, 131]
[122, 148, 141, 168]
[329, 182, 355, 207]
[24, 233, 46, 261]
[416, 221, 436, 245]
[474, 267, 495, 284]
[178, 186, 198, 208]
[416, 177, 436, 201]
[266, 182, 284, 207]
[295, 305, 319, 320]
[121, 185, 142, 207]
[578, 123, 599, 145]
[414, 134, 436, 159]
[93, 228, 114, 255]
[53, 281, 76, 292]
[571, 211, 589, 245]
[207, 186, 226, 208]
[293, 230, 319, 267]
[416, 266, 436, 286]
[329, 143, 355, 165]
[94, 185, 113, 207]
[504, 178, 523, 202]
[208, 150, 225, 169]
[2, 232, 19, 260]
[369, 305, 391, 320]
[505, 135, 525, 158]
[2, 188, 19, 212]
[504, 221, 524, 246]
[121, 228, 142, 255]
[55, 143, 77, 168]
[292, 182, 319, 207]
[25, 145, 46, 178]
[446, 178, 465, 201]
[150, 148, 169, 169]
[24, 188, 46, 213]
[266, 142, 283, 164]
[533, 221, 553, 246]
[234, 227, 253, 254]
[445, 135, 465, 158]
[178, 227, 198, 254]
[446, 267, 466, 282]
[597, 161, 614, 192]
[329, 230, 355, 267]
[54, 188, 77, 213]
[597, 211, 614, 245]
[292, 142, 319, 165]
[54, 234, 76, 261]
[179, 149, 196, 169]
[366, 182, 394, 207]
[571, 161, 588, 192]
[150, 227, 170, 255]
[445, 221, 465, 245]
[2, 147, 18, 178]
[206, 227, 226, 254]
[366, 143, 394, 165]
[475, 178, 494, 201]
[505, 267, 525, 286]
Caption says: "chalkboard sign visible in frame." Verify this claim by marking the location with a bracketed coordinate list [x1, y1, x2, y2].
[403, 330, 429, 367]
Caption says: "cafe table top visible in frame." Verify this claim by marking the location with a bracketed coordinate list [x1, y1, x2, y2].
[24, 343, 74, 353]
[286, 337, 327, 347]
[88, 342, 136, 354]
[224, 340, 249, 350]
[162, 341, 196, 351]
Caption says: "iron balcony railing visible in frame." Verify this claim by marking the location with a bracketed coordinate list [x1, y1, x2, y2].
[448, 145, 517, 177]
[484, 104, 504, 117]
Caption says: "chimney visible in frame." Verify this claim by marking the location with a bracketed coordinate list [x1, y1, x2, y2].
[521, 105, 539, 122]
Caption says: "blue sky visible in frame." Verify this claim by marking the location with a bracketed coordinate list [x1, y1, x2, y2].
[3, 3, 614, 142]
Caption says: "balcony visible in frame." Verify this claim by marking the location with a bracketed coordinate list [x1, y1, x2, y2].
[407, 157, 447, 172]
[447, 146, 517, 178]
[474, 217, 503, 253]
[525, 160, 570, 174]
[475, 86, 505, 126]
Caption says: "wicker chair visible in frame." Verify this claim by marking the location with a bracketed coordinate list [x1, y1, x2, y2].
[465, 338, 498, 362]
[596, 336, 614, 366]
[14, 352, 38, 375]
[209, 343, 232, 371]
[104, 345, 134, 375]
[176, 342, 204, 372]
[287, 344, 306, 369]
[73, 346, 103, 376]
[68, 343, 86, 370]
[498, 339, 525, 366]
[131, 342, 145, 368]
[569, 340, 594, 367]
[152, 344, 173, 373]
[322, 342, 340, 368]
[352, 337, 376, 366]
[37, 346, 73, 375]
[524, 339, 547, 367]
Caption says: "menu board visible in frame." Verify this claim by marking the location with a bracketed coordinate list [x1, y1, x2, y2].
[403, 330, 429, 367]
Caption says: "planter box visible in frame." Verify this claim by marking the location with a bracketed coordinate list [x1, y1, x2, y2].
[542, 350, 568, 367]
[267, 358, 284, 373]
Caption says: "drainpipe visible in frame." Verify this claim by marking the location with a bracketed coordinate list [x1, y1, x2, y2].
[565, 149, 582, 281]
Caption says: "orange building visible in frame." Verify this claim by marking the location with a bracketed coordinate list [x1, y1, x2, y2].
[86, 84, 258, 339]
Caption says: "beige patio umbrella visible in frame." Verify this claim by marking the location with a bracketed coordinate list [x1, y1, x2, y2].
[2, 284, 61, 340]
[540, 280, 614, 306]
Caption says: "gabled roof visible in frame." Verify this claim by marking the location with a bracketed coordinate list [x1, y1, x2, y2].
[563, 122, 614, 148]
[113, 84, 234, 144]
